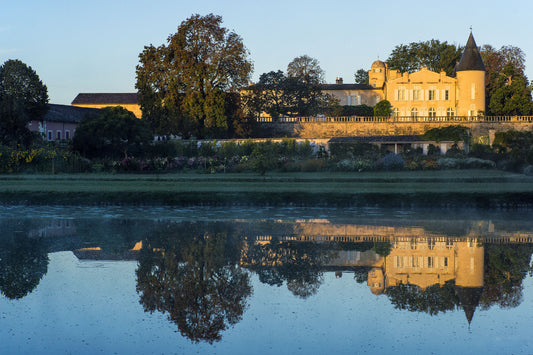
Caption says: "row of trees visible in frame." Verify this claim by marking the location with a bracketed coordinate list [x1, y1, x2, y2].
[2, 14, 532, 148]
[242, 56, 335, 120]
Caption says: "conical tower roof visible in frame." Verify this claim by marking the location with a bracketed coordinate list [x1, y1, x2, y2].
[456, 32, 485, 72]
[455, 286, 484, 324]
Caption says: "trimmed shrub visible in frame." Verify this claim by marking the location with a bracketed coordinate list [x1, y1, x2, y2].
[463, 157, 496, 169]
[437, 158, 461, 170]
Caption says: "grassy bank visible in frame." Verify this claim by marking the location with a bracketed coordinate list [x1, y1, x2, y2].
[1, 170, 532, 207]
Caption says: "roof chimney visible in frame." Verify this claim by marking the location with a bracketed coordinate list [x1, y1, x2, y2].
[336, 77, 343, 85]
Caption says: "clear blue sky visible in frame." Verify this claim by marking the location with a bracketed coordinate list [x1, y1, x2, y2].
[2, 0, 532, 105]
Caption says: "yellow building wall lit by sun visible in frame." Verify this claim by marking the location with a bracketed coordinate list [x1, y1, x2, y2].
[375, 33, 486, 118]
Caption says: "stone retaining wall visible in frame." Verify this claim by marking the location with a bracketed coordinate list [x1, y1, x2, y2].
[261, 121, 533, 141]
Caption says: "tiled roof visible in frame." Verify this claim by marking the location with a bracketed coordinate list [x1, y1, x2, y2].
[456, 33, 486, 72]
[71, 93, 139, 105]
[43, 104, 100, 123]
[320, 83, 375, 91]
[245, 83, 375, 91]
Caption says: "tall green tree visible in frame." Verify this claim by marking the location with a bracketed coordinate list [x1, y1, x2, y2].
[386, 40, 463, 76]
[287, 55, 325, 85]
[354, 68, 369, 84]
[286, 55, 328, 116]
[488, 63, 533, 115]
[244, 70, 288, 121]
[480, 45, 532, 115]
[0, 59, 48, 147]
[136, 13, 253, 138]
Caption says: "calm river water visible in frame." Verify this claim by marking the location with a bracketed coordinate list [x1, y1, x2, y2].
[0, 205, 532, 354]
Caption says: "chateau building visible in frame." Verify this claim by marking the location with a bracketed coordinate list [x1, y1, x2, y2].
[70, 33, 485, 121]
[328, 32, 486, 118]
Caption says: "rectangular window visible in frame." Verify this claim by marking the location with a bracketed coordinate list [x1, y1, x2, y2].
[398, 90, 405, 101]
[413, 89, 420, 101]
[428, 90, 435, 100]
[65, 130, 70, 140]
[56, 131, 61, 140]
[471, 84, 476, 100]
[48, 131, 53, 141]
[427, 257, 434, 268]
[443, 257, 448, 267]
[445, 90, 449, 101]
[395, 256, 404, 268]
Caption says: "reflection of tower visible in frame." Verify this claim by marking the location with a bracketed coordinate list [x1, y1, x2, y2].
[454, 239, 484, 324]
[367, 267, 385, 295]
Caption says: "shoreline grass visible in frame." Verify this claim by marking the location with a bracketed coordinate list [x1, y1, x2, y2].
[1, 170, 532, 207]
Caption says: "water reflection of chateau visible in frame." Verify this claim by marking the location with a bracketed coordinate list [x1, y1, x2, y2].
[240, 220, 533, 323]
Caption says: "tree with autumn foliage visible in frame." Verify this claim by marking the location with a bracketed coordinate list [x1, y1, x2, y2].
[136, 14, 253, 138]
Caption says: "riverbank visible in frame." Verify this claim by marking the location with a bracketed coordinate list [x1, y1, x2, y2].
[1, 170, 532, 207]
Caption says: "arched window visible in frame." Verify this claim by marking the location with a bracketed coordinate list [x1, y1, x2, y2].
[428, 107, 436, 118]
[446, 108, 454, 117]
[393, 108, 399, 117]
[410, 108, 418, 118]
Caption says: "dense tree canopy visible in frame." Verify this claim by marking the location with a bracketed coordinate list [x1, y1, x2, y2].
[481, 45, 532, 115]
[354, 68, 369, 84]
[481, 44, 526, 77]
[244, 56, 332, 120]
[0, 59, 48, 147]
[373, 99, 392, 117]
[287, 55, 325, 85]
[386, 40, 463, 76]
[487, 63, 533, 115]
[72, 106, 152, 159]
[136, 13, 253, 138]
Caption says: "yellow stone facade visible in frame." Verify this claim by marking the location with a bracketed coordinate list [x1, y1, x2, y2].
[324, 33, 486, 118]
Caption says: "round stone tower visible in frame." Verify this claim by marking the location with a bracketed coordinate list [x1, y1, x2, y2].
[456, 32, 486, 117]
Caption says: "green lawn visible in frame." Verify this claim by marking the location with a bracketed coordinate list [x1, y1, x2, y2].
[0, 170, 532, 206]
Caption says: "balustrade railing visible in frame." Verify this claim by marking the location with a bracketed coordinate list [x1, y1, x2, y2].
[257, 115, 533, 123]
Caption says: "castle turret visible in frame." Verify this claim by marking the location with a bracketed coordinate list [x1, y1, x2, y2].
[456, 32, 486, 117]
[369, 60, 387, 88]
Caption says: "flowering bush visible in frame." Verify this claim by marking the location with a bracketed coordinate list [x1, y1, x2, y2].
[421, 159, 439, 170]
[404, 160, 419, 171]
[0, 146, 85, 173]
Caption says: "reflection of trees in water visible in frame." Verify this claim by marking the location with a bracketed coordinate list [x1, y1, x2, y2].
[0, 231, 49, 300]
[386, 282, 460, 316]
[135, 222, 252, 344]
[481, 244, 533, 309]
[244, 240, 334, 299]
